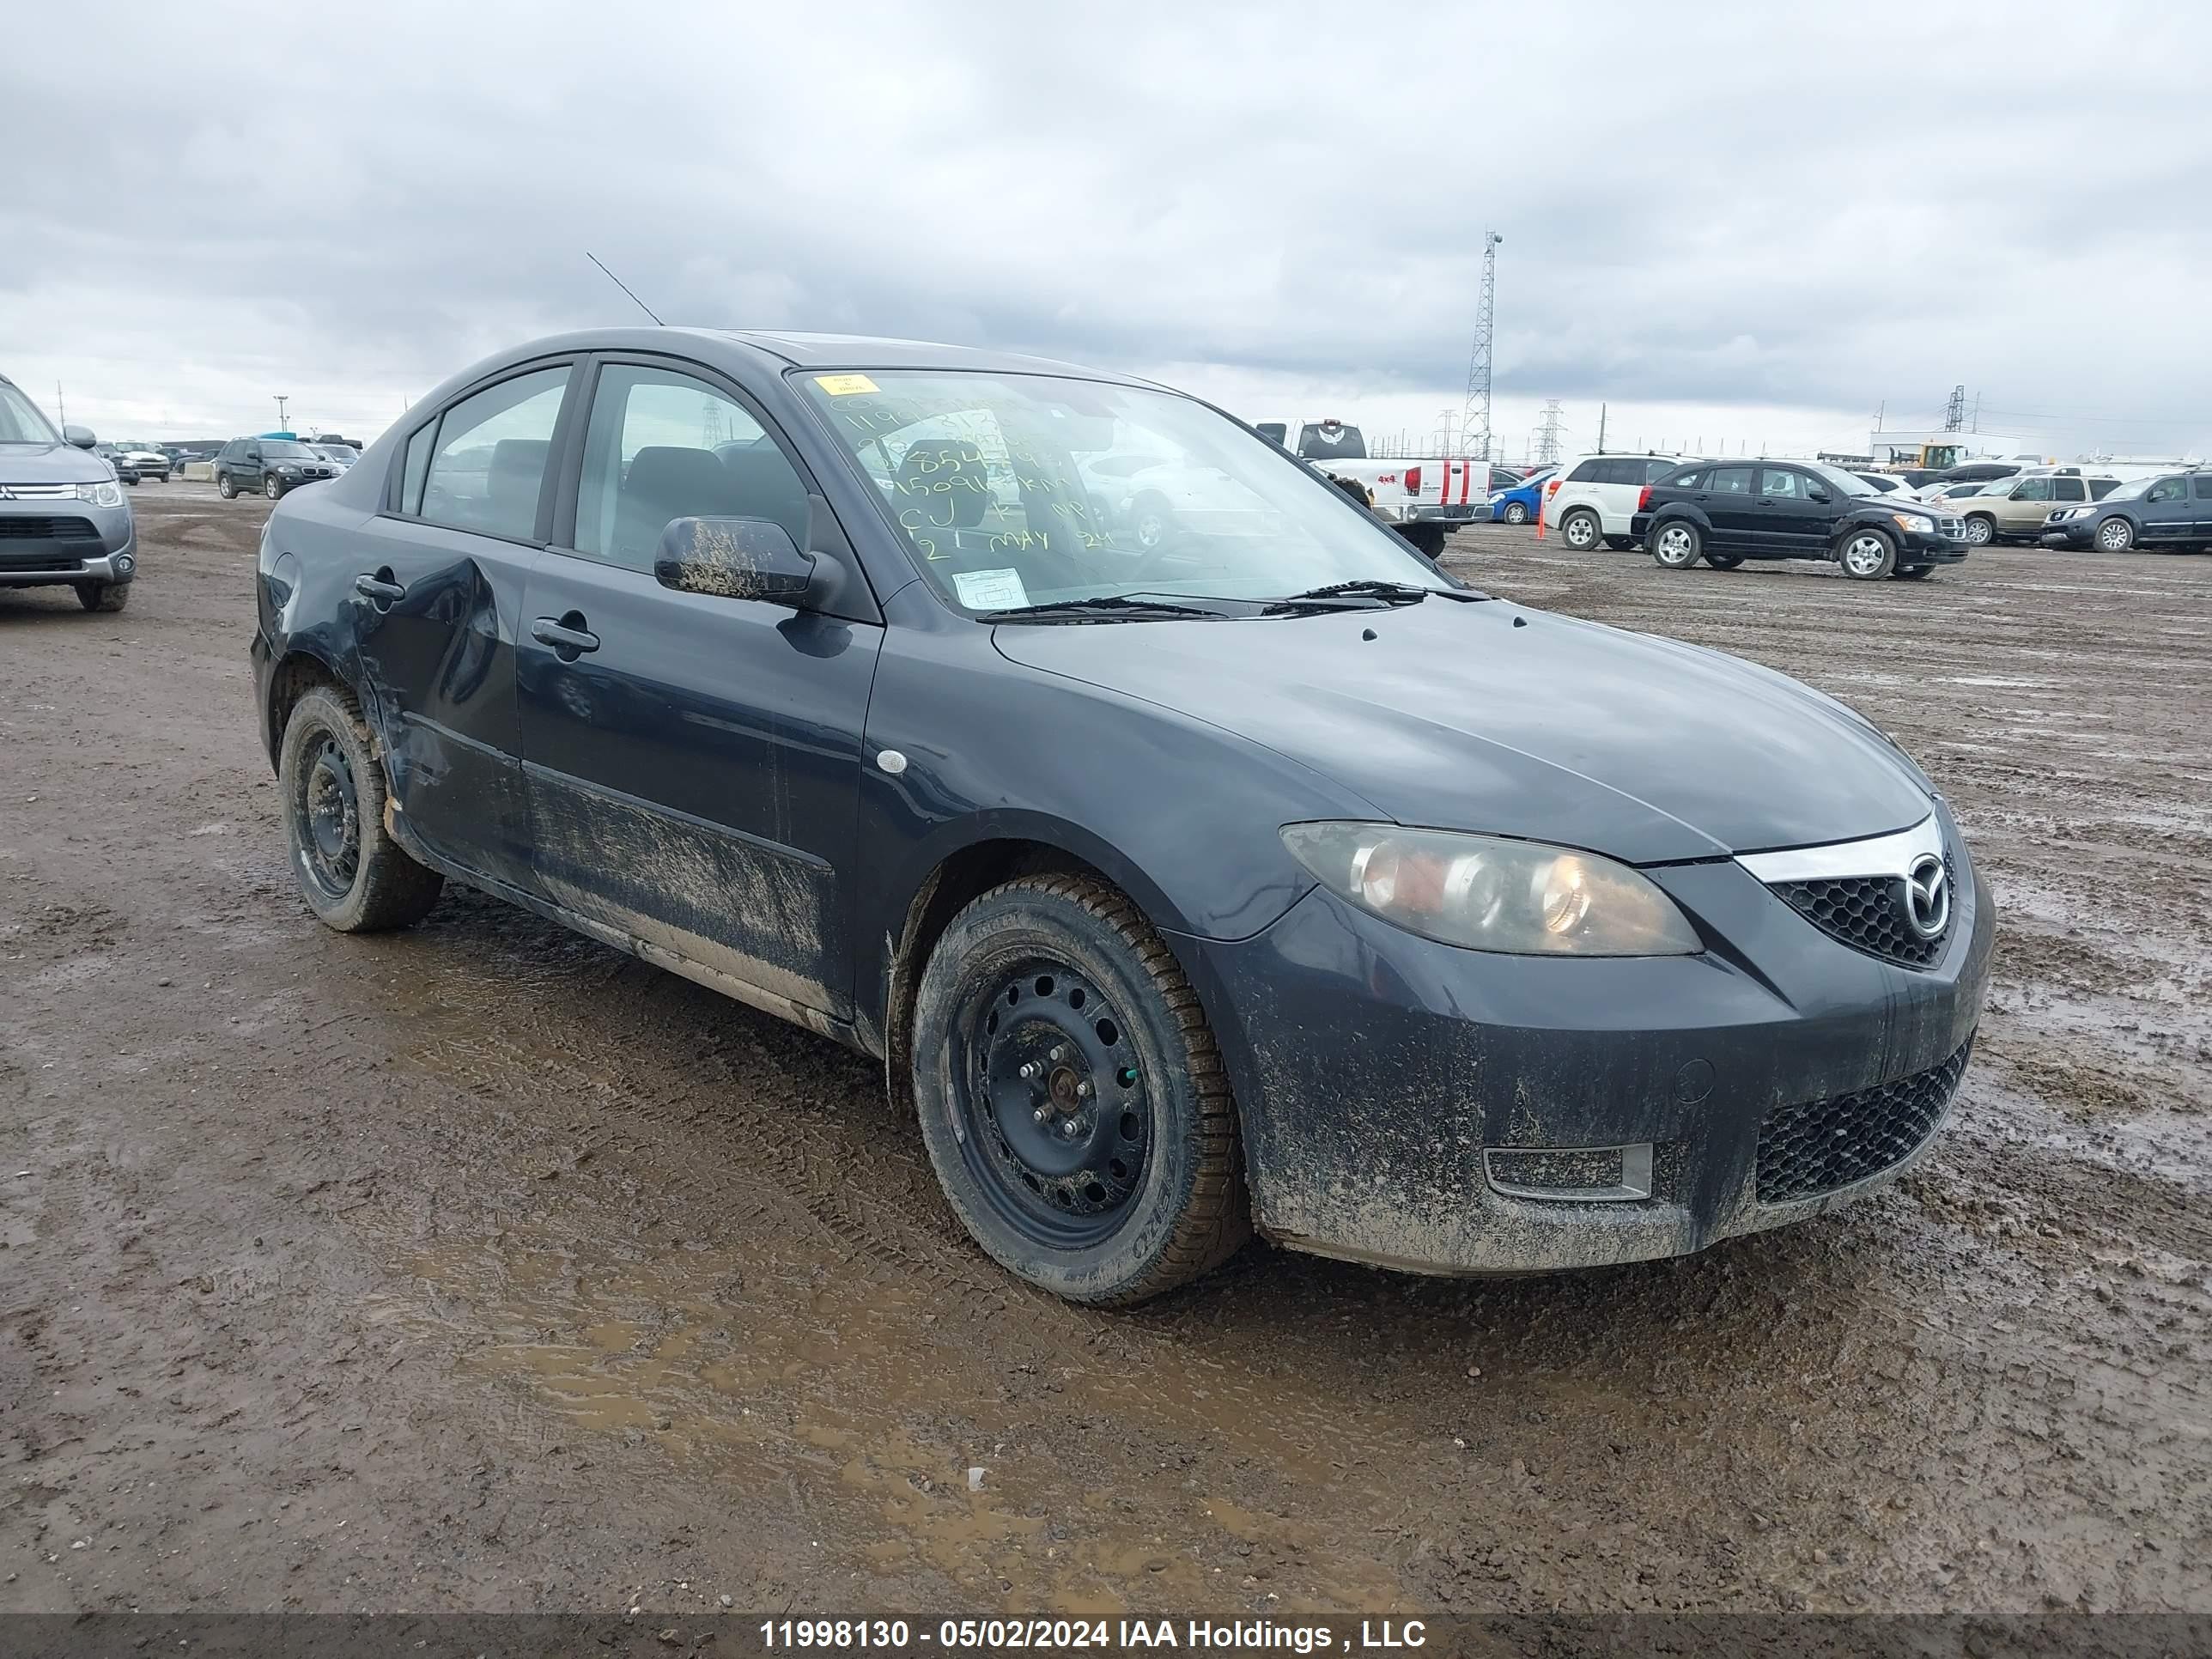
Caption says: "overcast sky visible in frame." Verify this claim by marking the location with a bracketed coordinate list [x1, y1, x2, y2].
[6, 2, 2206, 464]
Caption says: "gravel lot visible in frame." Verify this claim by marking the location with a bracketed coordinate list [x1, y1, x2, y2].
[3, 485, 2207, 1618]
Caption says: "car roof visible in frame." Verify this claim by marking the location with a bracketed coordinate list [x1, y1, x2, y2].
[697, 329, 1149, 385]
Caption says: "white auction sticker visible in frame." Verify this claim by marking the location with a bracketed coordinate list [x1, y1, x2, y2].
[951, 568, 1029, 611]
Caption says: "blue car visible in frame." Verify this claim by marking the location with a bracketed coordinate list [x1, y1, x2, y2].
[1487, 465, 1557, 526]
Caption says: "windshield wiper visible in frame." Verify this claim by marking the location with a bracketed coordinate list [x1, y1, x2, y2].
[981, 594, 1229, 623]
[1262, 579, 1440, 611]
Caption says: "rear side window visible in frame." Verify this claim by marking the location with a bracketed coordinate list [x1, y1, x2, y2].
[1710, 466, 1753, 495]
[2194, 476, 2212, 499]
[2090, 479, 2118, 500]
[1567, 459, 1603, 483]
[399, 422, 434, 514]
[1641, 459, 1677, 483]
[2051, 477, 2087, 502]
[419, 367, 571, 541]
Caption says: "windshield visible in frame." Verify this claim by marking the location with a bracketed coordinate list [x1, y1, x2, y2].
[1809, 464, 1882, 497]
[264, 440, 316, 459]
[799, 370, 1447, 612]
[0, 381, 61, 445]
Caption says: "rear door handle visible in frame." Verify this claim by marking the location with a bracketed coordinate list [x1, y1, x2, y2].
[355, 572, 406, 605]
[530, 615, 600, 658]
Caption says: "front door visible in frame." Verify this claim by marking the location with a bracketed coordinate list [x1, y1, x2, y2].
[349, 361, 574, 892]
[517, 358, 883, 1018]
[2140, 475, 2193, 544]
[2001, 475, 2052, 536]
[1754, 465, 1830, 556]
[1703, 465, 1760, 550]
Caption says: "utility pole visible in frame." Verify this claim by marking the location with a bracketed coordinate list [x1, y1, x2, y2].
[1971, 392, 1980, 433]
[1460, 231, 1503, 463]
[56, 383, 66, 428]
[274, 395, 289, 432]
[1597, 403, 1607, 453]
[1943, 384, 1965, 432]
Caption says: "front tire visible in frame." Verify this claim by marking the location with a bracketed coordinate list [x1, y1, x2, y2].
[217, 471, 237, 499]
[1650, 520, 1702, 568]
[277, 685, 443, 933]
[1559, 509, 1601, 550]
[2095, 517, 2136, 552]
[911, 874, 1249, 1306]
[1839, 527, 1898, 580]
[1503, 501, 1529, 526]
[264, 474, 284, 501]
[1398, 523, 1447, 559]
[74, 580, 130, 612]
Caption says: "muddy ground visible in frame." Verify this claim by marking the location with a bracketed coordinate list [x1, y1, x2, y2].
[3, 485, 2206, 1620]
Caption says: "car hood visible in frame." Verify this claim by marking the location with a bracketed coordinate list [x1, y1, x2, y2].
[992, 596, 1936, 864]
[0, 441, 112, 485]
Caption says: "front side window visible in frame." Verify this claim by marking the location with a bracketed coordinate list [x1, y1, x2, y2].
[1759, 467, 1802, 499]
[1709, 466, 1753, 495]
[2147, 477, 2186, 503]
[2013, 477, 2052, 501]
[419, 366, 570, 541]
[799, 369, 1444, 611]
[574, 365, 811, 572]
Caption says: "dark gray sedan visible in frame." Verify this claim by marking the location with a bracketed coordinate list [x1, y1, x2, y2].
[248, 330, 1993, 1304]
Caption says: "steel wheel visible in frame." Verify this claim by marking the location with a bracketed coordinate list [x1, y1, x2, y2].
[294, 732, 361, 902]
[1842, 531, 1896, 580]
[2096, 517, 2135, 552]
[1561, 510, 1599, 550]
[1651, 522, 1700, 568]
[954, 959, 1152, 1248]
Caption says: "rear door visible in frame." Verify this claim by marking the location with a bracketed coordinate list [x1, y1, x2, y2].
[517, 355, 884, 1019]
[2193, 474, 2212, 542]
[349, 359, 574, 891]
[1703, 465, 1759, 550]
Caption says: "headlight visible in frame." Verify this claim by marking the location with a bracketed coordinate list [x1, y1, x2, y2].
[276, 465, 301, 475]
[76, 481, 125, 510]
[1891, 513, 1935, 535]
[1279, 823, 1700, 957]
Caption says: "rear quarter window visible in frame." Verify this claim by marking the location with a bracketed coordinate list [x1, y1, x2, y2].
[1567, 459, 1603, 483]
[1661, 466, 1705, 489]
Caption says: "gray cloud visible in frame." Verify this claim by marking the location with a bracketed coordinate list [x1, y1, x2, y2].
[5, 1, 2206, 460]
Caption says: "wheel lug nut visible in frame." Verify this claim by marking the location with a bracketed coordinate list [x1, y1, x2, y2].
[1060, 1118, 1079, 1138]
[1033, 1106, 1049, 1123]
[1049, 1046, 1067, 1063]
[1077, 1079, 1093, 1098]
[1019, 1061, 1039, 1079]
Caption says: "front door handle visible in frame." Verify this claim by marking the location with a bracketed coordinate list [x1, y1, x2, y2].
[355, 571, 406, 605]
[530, 614, 600, 659]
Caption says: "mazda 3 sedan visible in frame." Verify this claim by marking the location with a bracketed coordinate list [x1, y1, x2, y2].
[249, 330, 1993, 1304]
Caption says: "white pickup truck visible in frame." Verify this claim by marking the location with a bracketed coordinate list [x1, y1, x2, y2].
[1254, 418, 1492, 558]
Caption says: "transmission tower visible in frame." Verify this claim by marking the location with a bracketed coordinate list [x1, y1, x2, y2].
[1943, 384, 1966, 432]
[1535, 399, 1565, 465]
[1460, 231, 1503, 461]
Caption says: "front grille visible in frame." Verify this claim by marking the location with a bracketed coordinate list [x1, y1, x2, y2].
[0, 515, 99, 541]
[0, 482, 79, 499]
[1756, 1040, 1972, 1204]
[1936, 516, 1965, 538]
[1772, 861, 1950, 969]
[0, 550, 86, 572]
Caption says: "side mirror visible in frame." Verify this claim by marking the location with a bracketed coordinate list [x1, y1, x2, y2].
[1808, 487, 1831, 503]
[245, 446, 263, 461]
[63, 425, 96, 449]
[654, 516, 814, 605]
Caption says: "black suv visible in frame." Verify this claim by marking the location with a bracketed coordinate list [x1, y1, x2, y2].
[1632, 460, 1969, 580]
[214, 437, 342, 500]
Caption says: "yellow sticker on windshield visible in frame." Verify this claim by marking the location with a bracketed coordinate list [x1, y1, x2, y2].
[814, 373, 880, 397]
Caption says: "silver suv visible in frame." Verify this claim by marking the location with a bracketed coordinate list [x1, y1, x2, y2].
[0, 374, 137, 611]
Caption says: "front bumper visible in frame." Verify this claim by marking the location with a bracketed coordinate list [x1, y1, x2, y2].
[1897, 531, 1969, 564]
[1179, 801, 1993, 1274]
[0, 512, 135, 587]
[2039, 523, 2096, 549]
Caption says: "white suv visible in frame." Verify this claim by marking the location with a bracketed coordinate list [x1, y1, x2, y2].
[1542, 453, 1705, 550]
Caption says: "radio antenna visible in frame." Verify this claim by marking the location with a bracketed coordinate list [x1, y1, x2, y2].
[586, 251, 664, 325]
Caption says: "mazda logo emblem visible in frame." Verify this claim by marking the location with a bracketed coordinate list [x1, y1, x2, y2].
[1905, 854, 1949, 939]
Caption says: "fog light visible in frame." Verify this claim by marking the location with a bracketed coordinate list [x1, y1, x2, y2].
[113, 553, 136, 576]
[1484, 1143, 1654, 1203]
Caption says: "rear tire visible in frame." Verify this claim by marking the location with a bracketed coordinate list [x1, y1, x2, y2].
[1961, 514, 1994, 547]
[74, 580, 130, 612]
[1650, 520, 1702, 568]
[1894, 566, 1933, 580]
[911, 873, 1249, 1306]
[1704, 553, 1743, 569]
[1839, 528, 1898, 580]
[277, 685, 443, 933]
[1559, 509, 1601, 551]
